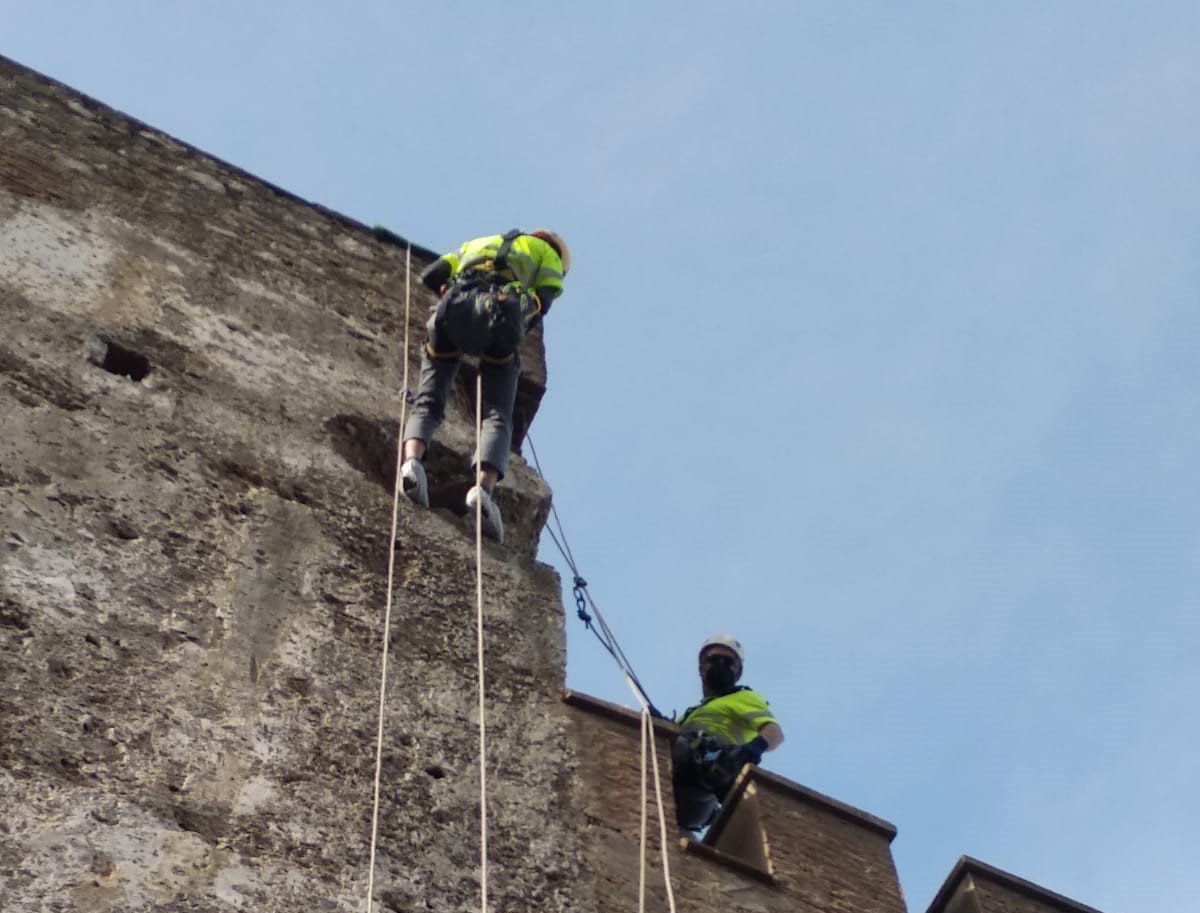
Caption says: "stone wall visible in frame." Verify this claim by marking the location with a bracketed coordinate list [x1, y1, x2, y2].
[1, 54, 1110, 913]
[0, 53, 580, 913]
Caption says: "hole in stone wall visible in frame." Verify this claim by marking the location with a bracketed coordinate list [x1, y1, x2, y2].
[325, 414, 397, 491]
[91, 336, 151, 381]
[424, 765, 447, 780]
[0, 598, 32, 631]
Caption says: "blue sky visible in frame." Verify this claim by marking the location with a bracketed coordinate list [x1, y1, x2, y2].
[7, 4, 1200, 911]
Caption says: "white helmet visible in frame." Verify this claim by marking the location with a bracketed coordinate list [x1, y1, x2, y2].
[699, 634, 745, 673]
[530, 228, 571, 275]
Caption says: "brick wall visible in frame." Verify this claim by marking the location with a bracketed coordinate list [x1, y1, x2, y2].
[0, 52, 1111, 913]
[928, 858, 1106, 913]
[564, 691, 907, 913]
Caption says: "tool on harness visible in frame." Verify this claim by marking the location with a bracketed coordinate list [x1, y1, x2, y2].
[680, 730, 743, 793]
[435, 277, 523, 356]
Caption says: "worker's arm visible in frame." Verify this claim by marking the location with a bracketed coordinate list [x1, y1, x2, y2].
[526, 286, 560, 330]
[758, 722, 784, 751]
[528, 244, 564, 319]
[733, 721, 784, 769]
[419, 256, 454, 292]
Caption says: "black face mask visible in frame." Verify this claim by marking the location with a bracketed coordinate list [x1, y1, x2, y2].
[702, 657, 738, 693]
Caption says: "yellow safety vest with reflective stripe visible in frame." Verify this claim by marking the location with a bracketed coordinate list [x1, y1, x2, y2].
[438, 233, 565, 301]
[677, 688, 777, 747]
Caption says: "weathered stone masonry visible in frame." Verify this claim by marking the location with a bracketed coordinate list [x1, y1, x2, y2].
[1, 53, 575, 912]
[1, 54, 1107, 913]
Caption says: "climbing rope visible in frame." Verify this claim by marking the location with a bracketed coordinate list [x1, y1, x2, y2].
[473, 373, 490, 913]
[362, 265, 655, 911]
[626, 675, 677, 913]
[526, 435, 676, 907]
[525, 434, 664, 718]
[364, 245, 414, 913]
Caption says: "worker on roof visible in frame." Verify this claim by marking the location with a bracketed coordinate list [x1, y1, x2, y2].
[400, 229, 570, 544]
[673, 634, 784, 831]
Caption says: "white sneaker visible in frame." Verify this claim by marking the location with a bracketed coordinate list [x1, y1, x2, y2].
[400, 459, 429, 507]
[465, 485, 504, 543]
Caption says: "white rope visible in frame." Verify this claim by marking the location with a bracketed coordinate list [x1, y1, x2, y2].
[365, 245, 414, 912]
[474, 372, 490, 913]
[624, 675, 677, 913]
[639, 703, 648, 913]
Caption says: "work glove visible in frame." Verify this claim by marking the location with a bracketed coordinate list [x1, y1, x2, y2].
[734, 735, 769, 768]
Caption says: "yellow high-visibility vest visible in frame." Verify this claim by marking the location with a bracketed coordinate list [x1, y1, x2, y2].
[677, 688, 777, 747]
[439, 233, 565, 300]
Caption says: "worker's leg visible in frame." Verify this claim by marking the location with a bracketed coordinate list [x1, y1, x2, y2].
[671, 738, 720, 830]
[403, 315, 461, 457]
[461, 349, 519, 543]
[473, 350, 520, 490]
[400, 316, 460, 508]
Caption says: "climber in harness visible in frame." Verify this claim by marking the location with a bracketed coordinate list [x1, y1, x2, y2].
[673, 634, 784, 831]
[400, 228, 570, 543]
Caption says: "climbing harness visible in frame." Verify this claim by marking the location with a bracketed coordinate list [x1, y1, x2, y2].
[365, 244, 415, 913]
[492, 227, 521, 275]
[440, 229, 537, 357]
[436, 274, 524, 357]
[680, 730, 741, 793]
[525, 434, 665, 719]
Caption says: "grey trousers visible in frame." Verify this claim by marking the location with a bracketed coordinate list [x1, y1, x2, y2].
[403, 310, 521, 479]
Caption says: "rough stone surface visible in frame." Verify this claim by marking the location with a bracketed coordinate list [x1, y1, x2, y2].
[1, 55, 578, 913]
[2, 54, 1107, 913]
